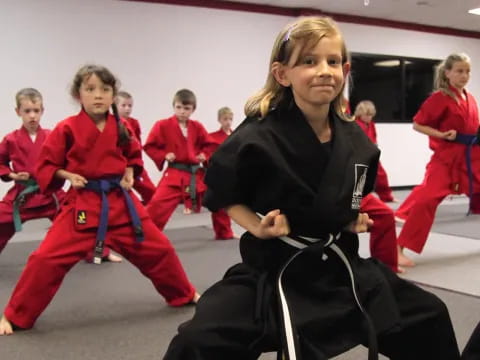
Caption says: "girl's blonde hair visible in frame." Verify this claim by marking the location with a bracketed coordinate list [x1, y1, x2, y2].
[244, 16, 350, 119]
[434, 53, 470, 100]
[354, 100, 376, 117]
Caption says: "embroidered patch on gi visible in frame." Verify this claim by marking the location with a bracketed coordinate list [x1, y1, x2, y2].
[77, 210, 87, 224]
[352, 164, 368, 209]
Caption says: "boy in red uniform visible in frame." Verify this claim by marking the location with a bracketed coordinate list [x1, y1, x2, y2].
[0, 88, 64, 255]
[144, 89, 213, 231]
[0, 65, 198, 335]
[116, 91, 156, 204]
[207, 107, 236, 240]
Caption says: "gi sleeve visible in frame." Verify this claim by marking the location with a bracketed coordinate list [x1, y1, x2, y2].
[144, 121, 167, 171]
[0, 135, 13, 182]
[413, 92, 447, 129]
[34, 123, 68, 194]
[121, 120, 144, 177]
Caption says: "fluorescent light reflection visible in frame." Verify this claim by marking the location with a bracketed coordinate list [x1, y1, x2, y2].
[374, 60, 412, 67]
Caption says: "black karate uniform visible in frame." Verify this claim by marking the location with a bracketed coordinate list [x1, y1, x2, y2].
[462, 322, 480, 359]
[164, 98, 460, 360]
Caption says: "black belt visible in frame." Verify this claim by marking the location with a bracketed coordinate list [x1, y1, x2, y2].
[168, 162, 202, 208]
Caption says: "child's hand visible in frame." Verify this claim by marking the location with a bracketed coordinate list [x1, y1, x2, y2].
[68, 173, 88, 189]
[196, 153, 206, 162]
[442, 129, 457, 141]
[345, 213, 373, 233]
[120, 167, 134, 191]
[165, 152, 176, 162]
[254, 209, 290, 239]
[9, 172, 30, 181]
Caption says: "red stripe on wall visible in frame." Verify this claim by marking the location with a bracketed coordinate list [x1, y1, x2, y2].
[122, 0, 480, 39]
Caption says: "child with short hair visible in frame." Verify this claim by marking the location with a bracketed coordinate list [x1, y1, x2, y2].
[0, 88, 64, 255]
[144, 89, 213, 230]
[164, 16, 459, 360]
[207, 106, 236, 240]
[354, 100, 397, 203]
[116, 91, 156, 204]
[0, 65, 198, 335]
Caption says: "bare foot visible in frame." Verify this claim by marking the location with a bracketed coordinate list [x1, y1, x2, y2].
[192, 292, 201, 304]
[183, 207, 192, 215]
[398, 246, 415, 267]
[0, 315, 13, 335]
[106, 253, 122, 263]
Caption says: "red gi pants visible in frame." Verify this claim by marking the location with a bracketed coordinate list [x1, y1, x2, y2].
[396, 159, 480, 253]
[3, 207, 195, 329]
[0, 204, 58, 254]
[361, 194, 398, 272]
[375, 162, 395, 202]
[133, 169, 156, 205]
[211, 209, 234, 240]
[148, 185, 234, 239]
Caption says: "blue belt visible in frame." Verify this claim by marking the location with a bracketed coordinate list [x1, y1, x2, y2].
[454, 133, 478, 215]
[168, 162, 201, 208]
[84, 177, 144, 264]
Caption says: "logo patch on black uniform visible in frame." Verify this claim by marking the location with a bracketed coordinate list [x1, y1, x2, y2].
[352, 164, 368, 210]
[77, 210, 87, 224]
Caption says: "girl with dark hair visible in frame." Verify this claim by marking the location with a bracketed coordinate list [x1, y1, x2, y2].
[0, 64, 199, 335]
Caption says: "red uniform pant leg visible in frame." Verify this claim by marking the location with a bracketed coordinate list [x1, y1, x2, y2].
[0, 202, 59, 255]
[211, 209, 234, 240]
[360, 194, 398, 272]
[395, 186, 422, 220]
[3, 207, 94, 329]
[107, 218, 195, 306]
[146, 185, 183, 231]
[0, 223, 15, 254]
[133, 169, 156, 205]
[397, 161, 452, 253]
[374, 162, 394, 202]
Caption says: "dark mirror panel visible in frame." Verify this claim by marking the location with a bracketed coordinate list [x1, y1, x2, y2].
[350, 53, 440, 123]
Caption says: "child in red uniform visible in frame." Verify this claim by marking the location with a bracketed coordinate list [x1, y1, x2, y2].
[116, 91, 156, 204]
[396, 53, 480, 267]
[207, 107, 236, 240]
[0, 88, 65, 255]
[0, 65, 199, 335]
[144, 89, 213, 230]
[354, 100, 397, 203]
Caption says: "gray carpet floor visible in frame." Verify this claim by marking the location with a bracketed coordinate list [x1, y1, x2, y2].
[0, 224, 479, 359]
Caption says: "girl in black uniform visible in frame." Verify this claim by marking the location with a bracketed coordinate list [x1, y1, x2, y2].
[163, 16, 460, 360]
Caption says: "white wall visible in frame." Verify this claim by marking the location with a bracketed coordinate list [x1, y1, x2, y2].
[1, 0, 479, 193]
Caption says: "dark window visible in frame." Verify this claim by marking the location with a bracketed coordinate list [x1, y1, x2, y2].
[349, 54, 440, 123]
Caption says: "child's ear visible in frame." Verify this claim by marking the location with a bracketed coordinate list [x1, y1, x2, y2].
[14, 107, 20, 116]
[343, 62, 351, 77]
[271, 62, 291, 87]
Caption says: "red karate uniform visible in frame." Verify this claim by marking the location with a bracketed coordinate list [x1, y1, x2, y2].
[355, 118, 395, 202]
[208, 129, 234, 240]
[3, 111, 195, 329]
[360, 194, 398, 272]
[396, 87, 480, 253]
[0, 126, 64, 254]
[144, 115, 212, 230]
[125, 117, 156, 204]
